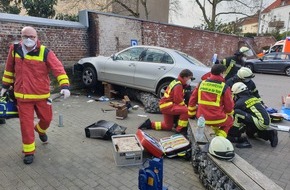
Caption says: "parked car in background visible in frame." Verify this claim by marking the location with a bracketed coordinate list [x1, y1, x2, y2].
[245, 52, 290, 76]
[74, 45, 210, 98]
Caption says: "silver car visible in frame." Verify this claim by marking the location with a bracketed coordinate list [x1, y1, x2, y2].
[74, 45, 210, 98]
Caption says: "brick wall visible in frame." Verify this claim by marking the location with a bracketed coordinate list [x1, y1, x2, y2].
[0, 11, 276, 91]
[0, 13, 88, 90]
[0, 21, 88, 67]
[91, 11, 260, 66]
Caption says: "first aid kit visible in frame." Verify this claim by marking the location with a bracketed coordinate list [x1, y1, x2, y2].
[136, 129, 191, 159]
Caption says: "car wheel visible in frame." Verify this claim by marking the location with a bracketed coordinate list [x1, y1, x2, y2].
[244, 64, 253, 72]
[285, 67, 290, 76]
[82, 66, 97, 88]
[157, 81, 171, 98]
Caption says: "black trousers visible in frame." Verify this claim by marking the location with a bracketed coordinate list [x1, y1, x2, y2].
[228, 109, 271, 141]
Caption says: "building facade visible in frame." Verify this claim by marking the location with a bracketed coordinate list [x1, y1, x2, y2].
[260, 0, 290, 34]
[55, 0, 169, 23]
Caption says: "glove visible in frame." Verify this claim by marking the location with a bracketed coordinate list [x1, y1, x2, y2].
[60, 89, 70, 99]
[0, 88, 7, 97]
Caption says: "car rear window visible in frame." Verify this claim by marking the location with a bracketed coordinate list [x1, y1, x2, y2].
[175, 51, 206, 67]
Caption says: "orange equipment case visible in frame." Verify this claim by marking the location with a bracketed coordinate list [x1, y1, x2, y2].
[136, 129, 164, 158]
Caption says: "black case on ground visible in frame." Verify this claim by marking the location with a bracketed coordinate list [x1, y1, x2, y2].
[85, 120, 126, 140]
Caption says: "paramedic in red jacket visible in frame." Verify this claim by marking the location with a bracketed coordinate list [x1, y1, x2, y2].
[188, 64, 234, 137]
[139, 69, 194, 133]
[1, 26, 70, 165]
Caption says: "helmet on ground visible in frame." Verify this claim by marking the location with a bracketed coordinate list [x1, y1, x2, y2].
[209, 136, 235, 160]
[237, 67, 255, 79]
[231, 82, 248, 95]
[235, 46, 253, 57]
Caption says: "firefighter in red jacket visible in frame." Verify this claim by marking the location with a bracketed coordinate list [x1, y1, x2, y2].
[1, 26, 70, 164]
[188, 64, 234, 137]
[139, 69, 194, 133]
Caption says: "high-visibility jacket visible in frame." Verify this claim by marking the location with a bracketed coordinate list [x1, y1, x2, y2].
[2, 41, 69, 101]
[159, 76, 186, 110]
[188, 75, 234, 125]
[221, 56, 243, 81]
[234, 93, 270, 130]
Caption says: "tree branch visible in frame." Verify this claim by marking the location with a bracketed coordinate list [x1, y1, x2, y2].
[216, 11, 250, 18]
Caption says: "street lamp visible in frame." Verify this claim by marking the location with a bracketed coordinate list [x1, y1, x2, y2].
[286, 12, 290, 38]
[257, 0, 263, 36]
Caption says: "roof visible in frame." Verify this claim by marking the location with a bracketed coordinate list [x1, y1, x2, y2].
[262, 0, 290, 13]
[242, 16, 259, 25]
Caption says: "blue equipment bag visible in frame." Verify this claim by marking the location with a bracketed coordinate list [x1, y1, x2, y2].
[0, 91, 18, 119]
[138, 158, 168, 190]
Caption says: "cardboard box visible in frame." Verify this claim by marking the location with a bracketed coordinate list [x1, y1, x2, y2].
[102, 82, 116, 98]
[112, 134, 143, 166]
[116, 107, 128, 119]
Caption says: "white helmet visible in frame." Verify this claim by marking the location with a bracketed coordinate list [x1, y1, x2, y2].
[231, 82, 248, 95]
[237, 67, 255, 79]
[237, 46, 253, 57]
[209, 136, 235, 160]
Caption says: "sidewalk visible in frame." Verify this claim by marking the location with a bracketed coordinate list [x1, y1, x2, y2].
[0, 94, 204, 190]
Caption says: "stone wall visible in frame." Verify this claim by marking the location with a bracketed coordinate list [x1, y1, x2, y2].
[0, 11, 276, 91]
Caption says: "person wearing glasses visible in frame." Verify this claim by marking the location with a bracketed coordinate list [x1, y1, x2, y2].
[1, 26, 70, 164]
[139, 69, 194, 134]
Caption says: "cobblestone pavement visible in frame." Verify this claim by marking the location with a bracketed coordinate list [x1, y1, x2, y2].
[0, 73, 290, 190]
[0, 94, 204, 190]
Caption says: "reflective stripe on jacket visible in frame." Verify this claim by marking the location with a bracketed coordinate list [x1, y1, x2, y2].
[159, 79, 185, 110]
[2, 42, 69, 101]
[188, 75, 234, 125]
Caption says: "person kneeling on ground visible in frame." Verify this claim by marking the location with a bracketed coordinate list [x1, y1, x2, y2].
[138, 69, 194, 134]
[227, 82, 278, 148]
[188, 64, 234, 138]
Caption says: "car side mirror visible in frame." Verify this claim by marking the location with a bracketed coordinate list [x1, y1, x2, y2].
[111, 54, 116, 60]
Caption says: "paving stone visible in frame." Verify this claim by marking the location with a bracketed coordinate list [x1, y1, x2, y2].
[1, 84, 289, 190]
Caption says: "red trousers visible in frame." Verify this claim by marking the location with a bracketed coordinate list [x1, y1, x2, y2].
[17, 100, 52, 155]
[152, 105, 188, 132]
[210, 115, 234, 137]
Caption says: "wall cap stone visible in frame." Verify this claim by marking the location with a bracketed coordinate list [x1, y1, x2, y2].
[0, 13, 86, 28]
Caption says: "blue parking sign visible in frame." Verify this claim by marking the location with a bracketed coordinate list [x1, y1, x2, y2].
[131, 39, 138, 46]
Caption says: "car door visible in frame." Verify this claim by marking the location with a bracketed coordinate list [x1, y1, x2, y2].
[255, 53, 279, 72]
[258, 53, 286, 72]
[134, 48, 175, 90]
[103, 47, 146, 86]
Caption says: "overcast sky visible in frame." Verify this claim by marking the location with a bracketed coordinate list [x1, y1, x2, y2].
[169, 0, 275, 28]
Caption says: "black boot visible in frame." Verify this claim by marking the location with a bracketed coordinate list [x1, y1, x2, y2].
[227, 136, 247, 143]
[236, 138, 252, 148]
[0, 119, 6, 124]
[176, 127, 188, 136]
[269, 130, 278, 147]
[39, 133, 48, 143]
[23, 154, 34, 165]
[138, 119, 152, 129]
[227, 136, 252, 148]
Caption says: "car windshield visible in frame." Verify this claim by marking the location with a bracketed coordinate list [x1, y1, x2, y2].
[175, 50, 207, 67]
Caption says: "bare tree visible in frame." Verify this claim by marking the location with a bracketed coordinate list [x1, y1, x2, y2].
[194, 0, 261, 31]
[169, 0, 181, 23]
[101, 0, 149, 19]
